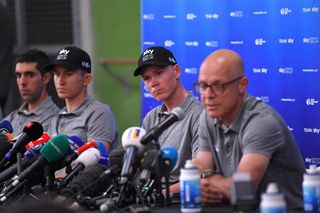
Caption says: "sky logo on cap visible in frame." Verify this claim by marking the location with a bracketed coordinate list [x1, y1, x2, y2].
[82, 61, 91, 69]
[57, 49, 70, 60]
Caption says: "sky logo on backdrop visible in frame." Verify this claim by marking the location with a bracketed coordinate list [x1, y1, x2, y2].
[186, 13, 197, 20]
[280, 8, 292, 15]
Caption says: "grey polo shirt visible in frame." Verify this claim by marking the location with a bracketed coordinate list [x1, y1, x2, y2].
[198, 93, 304, 211]
[142, 92, 203, 183]
[49, 96, 118, 150]
[4, 96, 60, 136]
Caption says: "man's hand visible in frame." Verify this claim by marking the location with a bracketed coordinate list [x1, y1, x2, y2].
[201, 177, 224, 204]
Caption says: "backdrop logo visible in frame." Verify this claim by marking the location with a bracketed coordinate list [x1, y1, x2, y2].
[184, 67, 197, 74]
[281, 98, 295, 102]
[253, 68, 268, 74]
[185, 41, 199, 47]
[279, 67, 294, 74]
[230, 40, 244, 45]
[253, 11, 268, 15]
[143, 92, 153, 98]
[303, 37, 319, 44]
[304, 127, 320, 134]
[302, 7, 319, 13]
[256, 96, 270, 103]
[230, 11, 243, 17]
[302, 68, 319, 73]
[164, 40, 175, 47]
[306, 98, 319, 106]
[205, 13, 219, 19]
[288, 126, 293, 131]
[280, 8, 292, 15]
[255, 38, 266, 46]
[279, 38, 294, 44]
[186, 13, 197, 20]
[143, 41, 156, 45]
[143, 14, 155, 20]
[205, 41, 219, 47]
[163, 15, 176, 19]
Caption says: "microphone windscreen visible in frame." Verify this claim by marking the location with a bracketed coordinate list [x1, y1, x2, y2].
[61, 164, 111, 198]
[67, 136, 85, 155]
[40, 135, 69, 163]
[161, 147, 178, 171]
[121, 127, 146, 151]
[0, 120, 13, 134]
[172, 107, 185, 120]
[23, 121, 44, 141]
[96, 141, 109, 166]
[75, 148, 100, 167]
[0, 134, 12, 159]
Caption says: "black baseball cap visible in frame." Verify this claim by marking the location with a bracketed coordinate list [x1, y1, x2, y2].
[133, 46, 177, 76]
[44, 46, 91, 73]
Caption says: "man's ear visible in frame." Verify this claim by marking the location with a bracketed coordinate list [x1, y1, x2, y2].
[83, 73, 92, 86]
[174, 64, 181, 79]
[43, 72, 52, 84]
[238, 77, 248, 95]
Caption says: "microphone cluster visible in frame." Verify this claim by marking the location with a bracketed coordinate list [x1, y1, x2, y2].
[0, 107, 184, 212]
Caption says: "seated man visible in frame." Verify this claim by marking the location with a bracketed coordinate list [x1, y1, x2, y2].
[193, 49, 304, 211]
[4, 49, 59, 135]
[134, 46, 203, 193]
[45, 46, 118, 152]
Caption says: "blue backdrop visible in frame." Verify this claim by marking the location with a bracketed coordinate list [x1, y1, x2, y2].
[140, 0, 320, 168]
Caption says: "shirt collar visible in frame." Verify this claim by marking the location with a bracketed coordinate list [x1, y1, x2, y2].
[157, 92, 195, 117]
[60, 96, 94, 116]
[18, 97, 53, 116]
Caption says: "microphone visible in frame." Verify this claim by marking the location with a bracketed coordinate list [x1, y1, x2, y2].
[10, 135, 69, 184]
[63, 141, 98, 168]
[0, 120, 13, 134]
[67, 135, 85, 155]
[95, 141, 109, 166]
[140, 107, 184, 145]
[23, 132, 51, 160]
[58, 163, 111, 209]
[0, 133, 14, 161]
[0, 121, 43, 166]
[120, 127, 146, 185]
[24, 132, 51, 151]
[160, 147, 178, 173]
[60, 148, 101, 188]
[99, 147, 124, 179]
[0, 135, 69, 202]
[139, 147, 178, 186]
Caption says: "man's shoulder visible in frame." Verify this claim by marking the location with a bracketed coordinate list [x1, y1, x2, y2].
[3, 109, 19, 121]
[87, 98, 112, 112]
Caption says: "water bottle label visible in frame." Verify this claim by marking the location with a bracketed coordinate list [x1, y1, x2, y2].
[180, 179, 201, 209]
[303, 185, 318, 212]
[260, 208, 286, 213]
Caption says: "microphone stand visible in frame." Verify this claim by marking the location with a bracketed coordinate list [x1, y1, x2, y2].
[16, 152, 22, 175]
[150, 140, 165, 207]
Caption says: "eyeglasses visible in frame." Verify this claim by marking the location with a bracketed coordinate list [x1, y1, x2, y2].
[194, 76, 243, 96]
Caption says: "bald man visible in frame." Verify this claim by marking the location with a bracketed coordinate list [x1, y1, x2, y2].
[193, 49, 304, 211]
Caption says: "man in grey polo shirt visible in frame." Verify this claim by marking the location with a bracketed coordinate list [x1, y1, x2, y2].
[45, 46, 118, 151]
[193, 49, 304, 211]
[4, 49, 59, 136]
[134, 46, 203, 193]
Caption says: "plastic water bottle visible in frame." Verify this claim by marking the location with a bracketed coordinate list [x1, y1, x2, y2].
[180, 160, 201, 213]
[303, 165, 320, 213]
[260, 182, 286, 213]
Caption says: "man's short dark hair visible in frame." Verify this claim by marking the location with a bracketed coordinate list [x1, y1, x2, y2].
[15, 49, 50, 76]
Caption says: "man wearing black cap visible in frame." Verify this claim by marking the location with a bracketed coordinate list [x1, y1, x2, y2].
[134, 46, 203, 193]
[45, 46, 118, 152]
